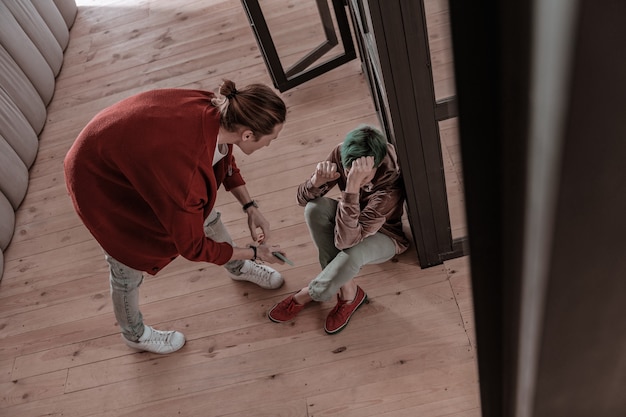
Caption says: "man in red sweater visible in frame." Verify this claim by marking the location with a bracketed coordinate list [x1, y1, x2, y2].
[64, 81, 288, 354]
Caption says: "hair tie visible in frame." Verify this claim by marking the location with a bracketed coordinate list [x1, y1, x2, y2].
[225, 89, 238, 100]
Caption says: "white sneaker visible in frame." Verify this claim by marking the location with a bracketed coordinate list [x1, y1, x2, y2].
[123, 325, 185, 354]
[228, 260, 284, 289]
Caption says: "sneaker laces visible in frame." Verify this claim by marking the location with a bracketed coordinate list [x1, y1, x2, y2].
[145, 329, 173, 345]
[286, 298, 301, 313]
[245, 262, 275, 286]
[329, 297, 348, 316]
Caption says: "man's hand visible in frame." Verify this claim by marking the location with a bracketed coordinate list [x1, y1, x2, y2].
[311, 161, 341, 188]
[257, 244, 285, 264]
[245, 206, 271, 243]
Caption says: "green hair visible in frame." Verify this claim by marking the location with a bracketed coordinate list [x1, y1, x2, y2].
[341, 125, 388, 168]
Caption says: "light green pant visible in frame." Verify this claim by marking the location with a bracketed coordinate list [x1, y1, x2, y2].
[304, 197, 396, 302]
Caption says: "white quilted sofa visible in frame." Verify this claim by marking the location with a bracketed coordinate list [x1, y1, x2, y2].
[0, 0, 77, 280]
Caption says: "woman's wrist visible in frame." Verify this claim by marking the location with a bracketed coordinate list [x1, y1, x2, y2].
[231, 246, 259, 262]
[242, 200, 258, 212]
[249, 245, 257, 261]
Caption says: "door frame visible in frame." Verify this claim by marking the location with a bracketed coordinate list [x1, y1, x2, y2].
[241, 0, 356, 92]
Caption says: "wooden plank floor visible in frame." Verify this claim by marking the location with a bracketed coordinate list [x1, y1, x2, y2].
[0, 0, 479, 416]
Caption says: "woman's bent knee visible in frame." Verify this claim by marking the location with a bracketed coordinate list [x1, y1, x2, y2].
[304, 197, 336, 224]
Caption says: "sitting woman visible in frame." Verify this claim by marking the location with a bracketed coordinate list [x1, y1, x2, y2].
[268, 125, 410, 334]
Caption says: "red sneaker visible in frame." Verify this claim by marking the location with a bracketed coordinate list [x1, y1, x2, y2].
[268, 294, 305, 323]
[324, 286, 368, 334]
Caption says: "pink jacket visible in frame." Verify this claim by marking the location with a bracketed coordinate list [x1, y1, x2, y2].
[296, 143, 410, 254]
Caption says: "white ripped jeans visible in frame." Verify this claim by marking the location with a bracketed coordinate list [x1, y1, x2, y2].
[106, 209, 242, 341]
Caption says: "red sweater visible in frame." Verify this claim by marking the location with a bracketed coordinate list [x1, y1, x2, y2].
[64, 89, 244, 274]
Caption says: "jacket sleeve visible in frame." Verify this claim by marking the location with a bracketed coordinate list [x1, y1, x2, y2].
[296, 145, 343, 206]
[296, 178, 333, 206]
[334, 186, 404, 250]
[157, 168, 235, 265]
[125, 149, 235, 266]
